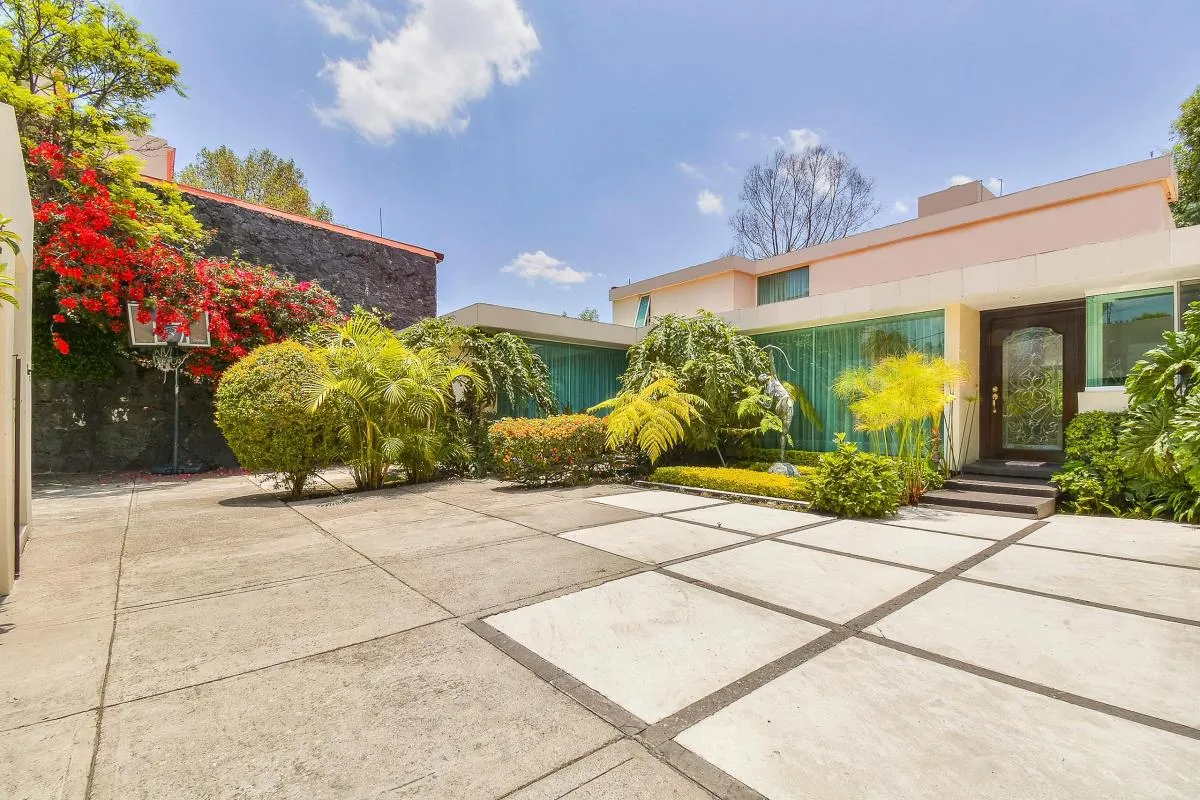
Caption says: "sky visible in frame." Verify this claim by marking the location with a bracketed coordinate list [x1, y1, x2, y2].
[120, 0, 1200, 321]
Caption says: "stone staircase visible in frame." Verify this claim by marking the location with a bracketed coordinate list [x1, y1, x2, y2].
[920, 459, 1059, 518]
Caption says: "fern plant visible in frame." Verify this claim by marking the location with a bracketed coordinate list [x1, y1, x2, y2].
[588, 372, 708, 464]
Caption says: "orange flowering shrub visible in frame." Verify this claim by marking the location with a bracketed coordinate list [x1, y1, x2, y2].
[488, 414, 608, 486]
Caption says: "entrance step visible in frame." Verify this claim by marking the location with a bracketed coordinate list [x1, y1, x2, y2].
[960, 459, 1058, 481]
[920, 488, 1056, 519]
[943, 474, 1058, 498]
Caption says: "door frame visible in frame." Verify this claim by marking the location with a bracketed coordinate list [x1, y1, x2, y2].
[979, 299, 1085, 462]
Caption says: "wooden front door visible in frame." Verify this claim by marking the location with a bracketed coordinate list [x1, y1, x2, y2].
[980, 301, 1085, 461]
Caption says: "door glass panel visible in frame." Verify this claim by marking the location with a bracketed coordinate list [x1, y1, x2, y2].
[1002, 327, 1063, 451]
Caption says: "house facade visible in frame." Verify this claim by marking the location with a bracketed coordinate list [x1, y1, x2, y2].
[458, 156, 1199, 467]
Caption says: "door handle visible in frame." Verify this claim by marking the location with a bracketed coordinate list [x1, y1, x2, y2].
[991, 385, 999, 414]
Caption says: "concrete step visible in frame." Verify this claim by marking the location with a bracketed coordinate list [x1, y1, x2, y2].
[920, 488, 1056, 519]
[961, 459, 1059, 480]
[944, 475, 1058, 498]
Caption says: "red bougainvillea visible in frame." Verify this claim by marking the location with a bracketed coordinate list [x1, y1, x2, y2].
[29, 142, 341, 381]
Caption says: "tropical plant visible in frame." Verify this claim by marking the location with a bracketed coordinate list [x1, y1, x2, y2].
[808, 433, 904, 518]
[0, 213, 19, 306]
[489, 414, 608, 486]
[588, 371, 707, 464]
[1171, 81, 1200, 227]
[305, 311, 480, 489]
[619, 311, 816, 463]
[1051, 412, 1132, 515]
[833, 352, 969, 502]
[214, 341, 342, 499]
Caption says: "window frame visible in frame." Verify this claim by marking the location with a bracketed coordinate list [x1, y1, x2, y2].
[756, 266, 810, 306]
[634, 294, 651, 328]
[1084, 285, 1175, 389]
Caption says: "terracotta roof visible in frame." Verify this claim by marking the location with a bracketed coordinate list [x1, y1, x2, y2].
[144, 177, 444, 262]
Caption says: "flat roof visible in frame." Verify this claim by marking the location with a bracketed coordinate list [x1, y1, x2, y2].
[145, 178, 445, 262]
[610, 155, 1178, 301]
[443, 303, 637, 348]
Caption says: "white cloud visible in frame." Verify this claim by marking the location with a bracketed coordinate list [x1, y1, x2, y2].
[948, 174, 975, 186]
[735, 130, 752, 141]
[678, 161, 703, 179]
[314, 0, 541, 142]
[303, 0, 393, 40]
[772, 128, 821, 152]
[893, 199, 909, 214]
[986, 177, 1003, 195]
[696, 189, 725, 215]
[501, 250, 591, 285]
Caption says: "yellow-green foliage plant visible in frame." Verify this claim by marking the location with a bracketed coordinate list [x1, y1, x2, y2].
[215, 341, 342, 499]
[304, 311, 480, 490]
[588, 372, 708, 464]
[833, 352, 969, 503]
[648, 466, 812, 501]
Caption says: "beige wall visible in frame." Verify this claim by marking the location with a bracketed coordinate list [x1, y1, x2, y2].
[612, 295, 641, 327]
[613, 271, 749, 326]
[943, 304, 981, 469]
[0, 103, 33, 596]
[810, 184, 1171, 296]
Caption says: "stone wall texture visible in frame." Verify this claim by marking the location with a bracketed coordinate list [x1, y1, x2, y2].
[33, 193, 439, 473]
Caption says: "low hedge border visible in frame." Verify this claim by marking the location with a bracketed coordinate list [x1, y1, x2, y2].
[734, 447, 825, 468]
[647, 465, 813, 503]
[635, 480, 811, 510]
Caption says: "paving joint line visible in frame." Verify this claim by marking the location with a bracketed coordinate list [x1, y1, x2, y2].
[1008, 541, 1200, 572]
[952, 575, 1200, 627]
[490, 738, 625, 800]
[114, 564, 374, 614]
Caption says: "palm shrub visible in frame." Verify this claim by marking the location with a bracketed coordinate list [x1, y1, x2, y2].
[619, 311, 817, 463]
[214, 341, 342, 499]
[833, 352, 968, 503]
[305, 311, 480, 490]
[808, 433, 905, 518]
[489, 415, 607, 485]
[588, 371, 707, 464]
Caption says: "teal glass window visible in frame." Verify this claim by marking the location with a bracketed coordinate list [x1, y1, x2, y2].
[757, 267, 810, 305]
[634, 295, 651, 327]
[1086, 287, 1174, 387]
[497, 339, 627, 417]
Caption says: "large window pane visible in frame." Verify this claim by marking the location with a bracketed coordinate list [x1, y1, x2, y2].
[497, 339, 627, 417]
[1085, 288, 1173, 387]
[757, 267, 810, 305]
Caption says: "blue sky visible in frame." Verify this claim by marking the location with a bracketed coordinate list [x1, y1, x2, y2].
[122, 0, 1200, 321]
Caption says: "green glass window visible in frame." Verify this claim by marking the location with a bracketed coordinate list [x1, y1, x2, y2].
[754, 310, 945, 452]
[497, 339, 627, 417]
[1085, 288, 1173, 387]
[634, 295, 651, 327]
[757, 267, 810, 305]
[1179, 280, 1200, 327]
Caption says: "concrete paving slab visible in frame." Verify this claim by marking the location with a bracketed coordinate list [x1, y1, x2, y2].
[561, 517, 750, 564]
[1025, 515, 1200, 567]
[0, 712, 96, 800]
[670, 540, 929, 622]
[409, 482, 566, 512]
[106, 567, 448, 703]
[334, 510, 535, 560]
[676, 637, 1200, 800]
[89, 622, 619, 800]
[488, 572, 824, 723]
[19, 526, 124, 570]
[590, 490, 726, 515]
[487, 498, 648, 533]
[382, 534, 641, 615]
[120, 518, 317, 558]
[888, 506, 1032, 539]
[965, 544, 1200, 621]
[870, 580, 1200, 727]
[303, 497, 458, 535]
[117, 528, 367, 609]
[287, 486, 444, 521]
[551, 483, 642, 500]
[0, 617, 111, 729]
[782, 519, 993, 570]
[0, 559, 117, 626]
[667, 503, 826, 535]
[507, 740, 710, 800]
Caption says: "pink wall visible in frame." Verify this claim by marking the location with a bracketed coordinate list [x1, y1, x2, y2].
[810, 184, 1169, 295]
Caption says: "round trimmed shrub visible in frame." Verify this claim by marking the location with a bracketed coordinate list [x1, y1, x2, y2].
[215, 341, 342, 499]
[809, 433, 905, 518]
[489, 414, 608, 486]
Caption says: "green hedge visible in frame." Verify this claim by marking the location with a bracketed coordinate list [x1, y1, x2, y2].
[489, 414, 608, 486]
[808, 434, 904, 518]
[648, 465, 812, 501]
[734, 447, 824, 468]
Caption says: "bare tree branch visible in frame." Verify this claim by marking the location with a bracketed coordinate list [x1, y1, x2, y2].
[729, 145, 879, 259]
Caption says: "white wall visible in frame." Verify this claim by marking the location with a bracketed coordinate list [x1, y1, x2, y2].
[0, 103, 33, 595]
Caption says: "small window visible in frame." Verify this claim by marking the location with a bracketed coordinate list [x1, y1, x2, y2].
[1085, 287, 1174, 388]
[757, 267, 810, 305]
[634, 295, 651, 327]
[1178, 280, 1200, 328]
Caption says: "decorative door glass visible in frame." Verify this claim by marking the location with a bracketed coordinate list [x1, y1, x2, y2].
[1001, 327, 1064, 451]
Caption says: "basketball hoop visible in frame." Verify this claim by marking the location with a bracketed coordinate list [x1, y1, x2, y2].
[127, 302, 212, 475]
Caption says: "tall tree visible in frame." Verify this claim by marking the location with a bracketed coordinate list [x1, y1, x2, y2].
[1172, 83, 1200, 228]
[578, 307, 600, 322]
[729, 145, 879, 259]
[179, 146, 334, 222]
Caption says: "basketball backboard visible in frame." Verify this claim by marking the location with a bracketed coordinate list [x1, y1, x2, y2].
[127, 302, 211, 348]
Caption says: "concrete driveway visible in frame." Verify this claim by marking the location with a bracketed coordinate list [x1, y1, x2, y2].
[2, 475, 1198, 799]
